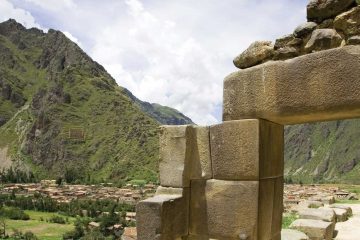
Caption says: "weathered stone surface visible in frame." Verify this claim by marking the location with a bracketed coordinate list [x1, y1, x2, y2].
[334, 6, 360, 36]
[274, 34, 295, 50]
[258, 177, 284, 240]
[223, 45, 360, 125]
[210, 120, 258, 180]
[188, 126, 212, 180]
[273, 47, 300, 60]
[189, 180, 208, 237]
[330, 207, 348, 222]
[210, 119, 283, 180]
[347, 35, 360, 45]
[159, 125, 212, 187]
[271, 177, 284, 237]
[136, 187, 189, 240]
[259, 121, 284, 179]
[294, 22, 318, 38]
[329, 204, 353, 216]
[121, 227, 137, 240]
[298, 208, 336, 222]
[159, 125, 190, 187]
[281, 229, 309, 240]
[189, 180, 259, 239]
[288, 38, 303, 47]
[317, 19, 334, 29]
[233, 41, 274, 69]
[307, 0, 355, 22]
[305, 29, 343, 52]
[321, 196, 335, 204]
[290, 219, 334, 240]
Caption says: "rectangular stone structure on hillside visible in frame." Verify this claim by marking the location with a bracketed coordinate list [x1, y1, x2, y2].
[210, 119, 284, 180]
[223, 46, 360, 125]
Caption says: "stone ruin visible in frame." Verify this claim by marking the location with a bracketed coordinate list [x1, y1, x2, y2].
[136, 0, 360, 239]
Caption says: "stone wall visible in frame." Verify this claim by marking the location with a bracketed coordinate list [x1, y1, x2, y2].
[136, 1, 360, 239]
[137, 122, 284, 240]
[233, 0, 360, 70]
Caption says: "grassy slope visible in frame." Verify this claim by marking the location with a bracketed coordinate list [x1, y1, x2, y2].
[0, 20, 161, 183]
[285, 119, 360, 184]
[5, 211, 75, 240]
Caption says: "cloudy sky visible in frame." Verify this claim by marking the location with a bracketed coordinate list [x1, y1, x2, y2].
[1, 0, 308, 125]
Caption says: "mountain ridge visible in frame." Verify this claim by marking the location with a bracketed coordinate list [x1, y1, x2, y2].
[0, 19, 192, 184]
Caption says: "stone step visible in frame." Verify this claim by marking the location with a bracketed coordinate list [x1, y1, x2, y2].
[281, 229, 309, 240]
[290, 219, 334, 240]
[329, 204, 353, 216]
[298, 208, 336, 222]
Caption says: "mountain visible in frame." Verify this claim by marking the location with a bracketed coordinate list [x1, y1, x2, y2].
[123, 88, 193, 125]
[1, 19, 359, 185]
[285, 119, 360, 184]
[0, 19, 192, 184]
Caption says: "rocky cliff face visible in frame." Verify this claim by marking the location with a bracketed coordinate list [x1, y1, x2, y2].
[0, 19, 192, 183]
[285, 119, 360, 184]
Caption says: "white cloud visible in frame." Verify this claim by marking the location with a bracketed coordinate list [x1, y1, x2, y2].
[0, 0, 41, 29]
[24, 0, 76, 11]
[7, 0, 308, 125]
[90, 0, 228, 124]
[63, 31, 82, 47]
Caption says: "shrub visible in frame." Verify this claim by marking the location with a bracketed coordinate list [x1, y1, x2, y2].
[282, 213, 298, 229]
[0, 207, 30, 220]
[11, 229, 38, 240]
[49, 215, 66, 224]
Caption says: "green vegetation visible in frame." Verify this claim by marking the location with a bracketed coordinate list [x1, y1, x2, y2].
[308, 203, 321, 209]
[335, 199, 360, 204]
[0, 19, 191, 184]
[0, 207, 30, 220]
[282, 213, 298, 229]
[4, 212, 74, 240]
[0, 194, 135, 218]
[285, 119, 360, 184]
[0, 193, 135, 239]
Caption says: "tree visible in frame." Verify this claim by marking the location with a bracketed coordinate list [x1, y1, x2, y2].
[56, 177, 63, 186]
[0, 218, 6, 238]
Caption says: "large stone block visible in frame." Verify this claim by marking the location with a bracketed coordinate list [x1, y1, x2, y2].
[159, 125, 190, 187]
[258, 177, 284, 240]
[330, 207, 348, 222]
[298, 208, 336, 222]
[189, 126, 212, 180]
[210, 119, 283, 180]
[290, 219, 334, 240]
[189, 180, 259, 239]
[159, 125, 212, 187]
[136, 187, 189, 240]
[329, 204, 352, 216]
[223, 45, 360, 125]
[281, 229, 309, 240]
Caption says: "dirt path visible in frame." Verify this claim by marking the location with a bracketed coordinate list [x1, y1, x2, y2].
[335, 204, 360, 240]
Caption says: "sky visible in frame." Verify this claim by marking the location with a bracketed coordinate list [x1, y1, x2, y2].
[1, 0, 308, 125]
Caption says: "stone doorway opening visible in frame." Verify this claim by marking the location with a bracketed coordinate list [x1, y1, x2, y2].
[136, 45, 360, 240]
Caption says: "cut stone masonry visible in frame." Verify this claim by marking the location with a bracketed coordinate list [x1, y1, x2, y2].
[136, 1, 360, 239]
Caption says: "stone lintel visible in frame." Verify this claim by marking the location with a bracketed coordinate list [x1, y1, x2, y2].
[223, 46, 360, 125]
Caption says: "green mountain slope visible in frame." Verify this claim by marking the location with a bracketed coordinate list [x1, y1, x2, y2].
[285, 119, 360, 184]
[0, 19, 192, 183]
